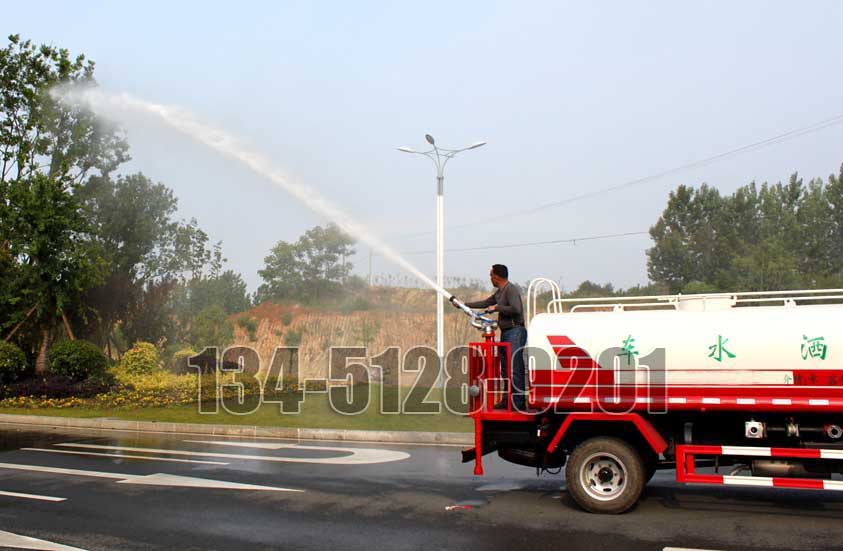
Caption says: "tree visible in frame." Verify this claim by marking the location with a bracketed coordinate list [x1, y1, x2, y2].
[75, 173, 226, 352]
[189, 305, 233, 350]
[647, 165, 843, 293]
[0, 34, 129, 212]
[173, 270, 251, 318]
[0, 34, 128, 370]
[258, 224, 355, 303]
[567, 280, 615, 298]
[646, 184, 734, 292]
[5, 173, 104, 372]
[76, 173, 179, 350]
[0, 35, 236, 368]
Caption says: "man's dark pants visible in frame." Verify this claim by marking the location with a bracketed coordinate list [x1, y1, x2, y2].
[500, 326, 527, 409]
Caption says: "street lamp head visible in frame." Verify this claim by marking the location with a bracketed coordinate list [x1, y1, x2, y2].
[397, 147, 416, 153]
[425, 134, 436, 145]
[466, 141, 487, 150]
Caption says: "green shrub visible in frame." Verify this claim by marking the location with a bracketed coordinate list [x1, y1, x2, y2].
[163, 343, 184, 363]
[0, 342, 28, 383]
[284, 328, 303, 347]
[189, 305, 233, 349]
[340, 296, 371, 314]
[682, 280, 720, 294]
[119, 342, 160, 375]
[170, 347, 197, 374]
[0, 372, 115, 401]
[48, 340, 109, 381]
[281, 311, 293, 326]
[237, 316, 258, 341]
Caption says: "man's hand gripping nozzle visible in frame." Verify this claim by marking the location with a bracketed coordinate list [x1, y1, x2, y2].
[449, 295, 498, 335]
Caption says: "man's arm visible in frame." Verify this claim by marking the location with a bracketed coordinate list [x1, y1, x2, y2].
[463, 293, 496, 309]
[495, 285, 523, 315]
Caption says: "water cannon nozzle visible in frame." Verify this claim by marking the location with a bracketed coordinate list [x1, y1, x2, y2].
[449, 295, 498, 332]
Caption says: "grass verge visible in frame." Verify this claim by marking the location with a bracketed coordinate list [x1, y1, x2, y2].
[0, 385, 472, 433]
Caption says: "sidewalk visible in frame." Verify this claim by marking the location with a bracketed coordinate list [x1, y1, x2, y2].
[0, 413, 473, 446]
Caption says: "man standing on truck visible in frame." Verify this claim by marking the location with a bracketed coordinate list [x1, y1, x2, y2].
[451, 264, 526, 410]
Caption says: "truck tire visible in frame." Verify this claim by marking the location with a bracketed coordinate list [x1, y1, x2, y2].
[564, 436, 645, 514]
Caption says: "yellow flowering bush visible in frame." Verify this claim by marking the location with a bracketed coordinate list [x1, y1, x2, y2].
[119, 342, 160, 375]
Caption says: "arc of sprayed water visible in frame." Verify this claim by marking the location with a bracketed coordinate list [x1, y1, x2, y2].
[51, 86, 455, 303]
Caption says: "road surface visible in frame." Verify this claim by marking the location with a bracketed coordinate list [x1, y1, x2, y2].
[0, 424, 841, 550]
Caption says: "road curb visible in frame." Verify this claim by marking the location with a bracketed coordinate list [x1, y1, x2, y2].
[0, 413, 473, 446]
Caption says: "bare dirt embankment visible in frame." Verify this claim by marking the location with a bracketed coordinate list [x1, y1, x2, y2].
[229, 287, 487, 382]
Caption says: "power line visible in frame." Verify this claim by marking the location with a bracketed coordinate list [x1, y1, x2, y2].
[493, 113, 843, 220]
[396, 112, 843, 238]
[374, 230, 649, 257]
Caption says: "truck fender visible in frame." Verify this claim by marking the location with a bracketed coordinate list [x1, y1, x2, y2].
[546, 412, 668, 455]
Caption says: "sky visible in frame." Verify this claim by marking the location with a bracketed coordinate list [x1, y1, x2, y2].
[6, 1, 843, 293]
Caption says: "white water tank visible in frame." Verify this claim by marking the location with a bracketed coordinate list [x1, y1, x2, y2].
[527, 294, 841, 393]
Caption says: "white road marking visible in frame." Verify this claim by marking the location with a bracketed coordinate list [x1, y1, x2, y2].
[0, 529, 87, 550]
[0, 490, 66, 502]
[188, 440, 412, 464]
[113, 473, 300, 491]
[22, 447, 229, 465]
[58, 442, 410, 465]
[0, 462, 301, 492]
[0, 463, 124, 480]
[184, 440, 293, 450]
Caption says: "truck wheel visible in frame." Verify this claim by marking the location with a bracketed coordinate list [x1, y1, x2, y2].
[565, 437, 645, 514]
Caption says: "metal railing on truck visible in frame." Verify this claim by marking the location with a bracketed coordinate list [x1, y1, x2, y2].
[525, 285, 843, 320]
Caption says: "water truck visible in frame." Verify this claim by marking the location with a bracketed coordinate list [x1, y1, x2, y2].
[454, 281, 843, 513]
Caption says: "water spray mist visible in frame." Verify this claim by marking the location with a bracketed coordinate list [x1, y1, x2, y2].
[50, 85, 490, 328]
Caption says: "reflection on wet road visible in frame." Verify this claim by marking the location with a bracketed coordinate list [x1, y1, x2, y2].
[0, 424, 842, 551]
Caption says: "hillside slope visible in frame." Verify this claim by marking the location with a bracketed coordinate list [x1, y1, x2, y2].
[230, 287, 490, 382]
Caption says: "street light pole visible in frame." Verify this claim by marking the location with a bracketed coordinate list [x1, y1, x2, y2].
[435, 169, 444, 379]
[398, 136, 486, 383]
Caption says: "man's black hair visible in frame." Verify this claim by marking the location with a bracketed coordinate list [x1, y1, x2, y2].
[491, 264, 508, 279]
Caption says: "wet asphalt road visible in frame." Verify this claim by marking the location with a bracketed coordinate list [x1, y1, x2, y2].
[0, 424, 842, 550]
